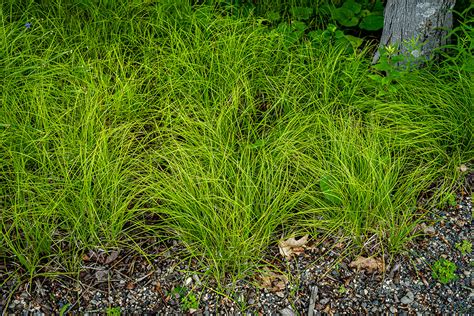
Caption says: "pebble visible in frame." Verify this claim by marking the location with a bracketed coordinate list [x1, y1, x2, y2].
[320, 298, 330, 305]
[401, 291, 415, 305]
[279, 306, 296, 316]
[185, 277, 193, 286]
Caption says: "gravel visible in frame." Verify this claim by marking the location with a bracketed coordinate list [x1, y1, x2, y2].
[1, 173, 472, 314]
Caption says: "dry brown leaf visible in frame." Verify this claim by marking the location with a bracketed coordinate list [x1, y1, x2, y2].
[416, 223, 436, 236]
[95, 270, 109, 282]
[278, 235, 309, 259]
[154, 281, 163, 293]
[259, 268, 288, 292]
[105, 250, 120, 264]
[349, 256, 384, 273]
[323, 305, 333, 315]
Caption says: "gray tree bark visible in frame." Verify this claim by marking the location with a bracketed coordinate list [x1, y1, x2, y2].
[373, 0, 456, 66]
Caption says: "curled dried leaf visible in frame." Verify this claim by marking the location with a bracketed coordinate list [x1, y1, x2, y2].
[349, 256, 384, 273]
[278, 235, 309, 259]
[105, 250, 120, 264]
[259, 268, 288, 292]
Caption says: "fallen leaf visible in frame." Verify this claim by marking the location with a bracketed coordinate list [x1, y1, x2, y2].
[126, 282, 136, 290]
[259, 268, 288, 292]
[95, 270, 109, 282]
[278, 235, 309, 259]
[154, 281, 162, 293]
[323, 305, 334, 315]
[105, 250, 120, 264]
[419, 223, 436, 236]
[349, 256, 384, 273]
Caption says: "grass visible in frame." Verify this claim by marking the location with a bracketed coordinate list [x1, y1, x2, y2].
[1, 0, 472, 288]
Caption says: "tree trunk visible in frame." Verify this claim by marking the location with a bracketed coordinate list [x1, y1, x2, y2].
[373, 0, 455, 66]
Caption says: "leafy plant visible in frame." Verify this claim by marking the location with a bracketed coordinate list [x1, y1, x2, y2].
[181, 292, 200, 311]
[369, 39, 425, 96]
[327, 0, 384, 31]
[169, 286, 199, 311]
[290, 6, 313, 21]
[308, 23, 363, 53]
[435, 5, 474, 72]
[275, 20, 308, 46]
[455, 240, 472, 256]
[431, 259, 458, 284]
[447, 193, 457, 207]
[338, 284, 347, 294]
[106, 307, 121, 316]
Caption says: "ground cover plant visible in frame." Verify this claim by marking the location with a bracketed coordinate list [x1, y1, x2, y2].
[0, 0, 472, 311]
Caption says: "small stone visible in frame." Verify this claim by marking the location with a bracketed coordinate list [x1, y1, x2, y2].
[279, 306, 296, 316]
[401, 290, 415, 305]
[421, 224, 436, 236]
[193, 274, 202, 286]
[320, 298, 330, 305]
[185, 277, 193, 286]
[248, 298, 255, 305]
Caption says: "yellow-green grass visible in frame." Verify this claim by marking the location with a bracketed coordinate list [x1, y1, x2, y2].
[0, 0, 472, 285]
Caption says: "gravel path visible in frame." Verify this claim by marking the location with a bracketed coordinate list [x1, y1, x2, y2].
[1, 174, 472, 315]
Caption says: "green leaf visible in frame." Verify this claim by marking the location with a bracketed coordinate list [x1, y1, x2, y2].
[368, 73, 382, 81]
[359, 14, 384, 31]
[266, 11, 281, 23]
[290, 6, 313, 20]
[327, 23, 337, 33]
[372, 60, 391, 72]
[308, 30, 324, 41]
[291, 21, 307, 32]
[332, 7, 353, 23]
[344, 34, 363, 48]
[335, 30, 345, 39]
[333, 7, 359, 27]
[341, 0, 362, 14]
[373, 0, 385, 12]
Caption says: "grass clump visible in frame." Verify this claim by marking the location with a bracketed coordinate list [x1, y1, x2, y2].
[0, 0, 472, 286]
